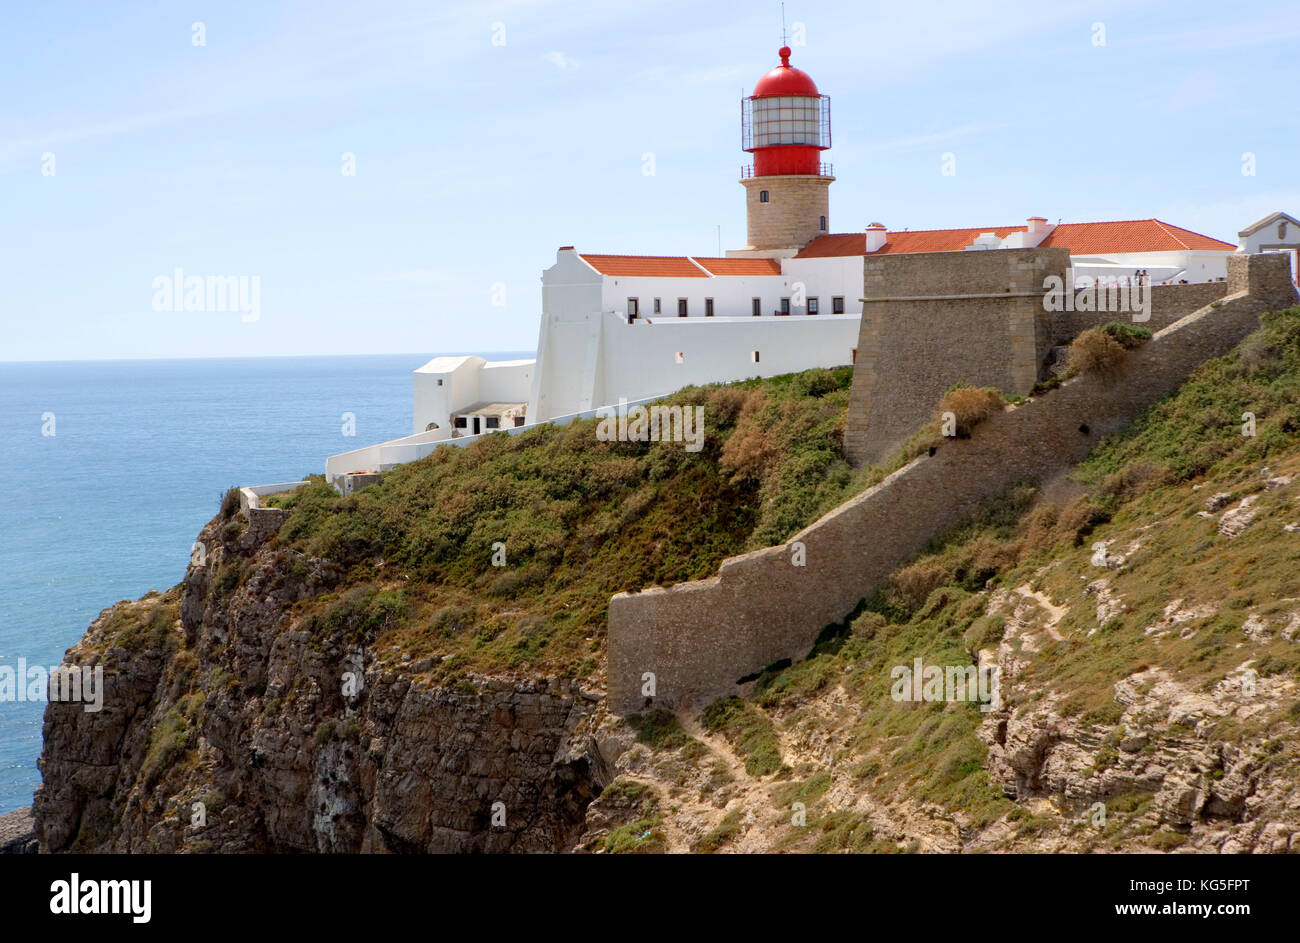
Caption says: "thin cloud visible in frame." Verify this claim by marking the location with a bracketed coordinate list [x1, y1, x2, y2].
[0, 109, 200, 165]
[543, 51, 579, 71]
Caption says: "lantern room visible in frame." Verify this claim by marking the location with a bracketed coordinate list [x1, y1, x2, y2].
[741, 46, 832, 177]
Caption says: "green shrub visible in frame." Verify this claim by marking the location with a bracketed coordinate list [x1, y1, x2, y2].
[693, 808, 744, 853]
[626, 709, 691, 750]
[1099, 321, 1153, 349]
[701, 697, 782, 776]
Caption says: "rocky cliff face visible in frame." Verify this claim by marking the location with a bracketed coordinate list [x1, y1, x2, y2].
[35, 510, 610, 853]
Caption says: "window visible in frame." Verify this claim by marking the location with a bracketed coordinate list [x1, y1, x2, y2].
[674, 351, 684, 364]
[653, 297, 661, 315]
[705, 298, 714, 317]
[780, 297, 790, 315]
[752, 297, 761, 317]
[759, 190, 769, 203]
[832, 296, 845, 314]
[514, 416, 526, 427]
[807, 297, 819, 315]
[677, 298, 688, 317]
[454, 416, 468, 429]
[819, 215, 827, 231]
[485, 417, 500, 429]
[751, 350, 760, 363]
[749, 95, 824, 147]
[627, 298, 639, 318]
[436, 378, 443, 386]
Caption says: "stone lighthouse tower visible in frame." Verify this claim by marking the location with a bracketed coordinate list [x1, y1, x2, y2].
[739, 46, 832, 253]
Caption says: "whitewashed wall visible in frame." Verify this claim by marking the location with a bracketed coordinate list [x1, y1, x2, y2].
[590, 312, 860, 408]
[412, 356, 484, 434]
[479, 360, 534, 403]
[601, 273, 789, 318]
[782, 256, 865, 312]
[1070, 250, 1230, 284]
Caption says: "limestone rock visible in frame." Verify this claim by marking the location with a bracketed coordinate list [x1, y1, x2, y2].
[1218, 496, 1259, 537]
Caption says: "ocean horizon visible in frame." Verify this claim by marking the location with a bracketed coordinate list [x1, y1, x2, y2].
[0, 351, 532, 812]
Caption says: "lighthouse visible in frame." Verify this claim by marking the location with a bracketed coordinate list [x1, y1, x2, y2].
[739, 46, 833, 253]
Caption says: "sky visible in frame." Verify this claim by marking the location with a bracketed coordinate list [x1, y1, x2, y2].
[2, 0, 1298, 362]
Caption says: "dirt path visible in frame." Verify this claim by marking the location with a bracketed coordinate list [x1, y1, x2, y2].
[1015, 583, 1067, 641]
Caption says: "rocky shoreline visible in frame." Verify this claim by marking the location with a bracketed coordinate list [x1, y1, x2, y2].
[0, 807, 37, 854]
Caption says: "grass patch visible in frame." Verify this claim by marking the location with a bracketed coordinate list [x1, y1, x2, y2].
[692, 808, 745, 853]
[701, 697, 783, 776]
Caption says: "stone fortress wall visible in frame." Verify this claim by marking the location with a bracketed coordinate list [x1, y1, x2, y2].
[845, 247, 1067, 466]
[606, 252, 1297, 714]
[1052, 281, 1231, 341]
[844, 250, 1242, 467]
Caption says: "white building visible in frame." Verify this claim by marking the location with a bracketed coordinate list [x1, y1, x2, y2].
[357, 45, 1276, 481]
[1238, 212, 1300, 283]
[411, 355, 533, 437]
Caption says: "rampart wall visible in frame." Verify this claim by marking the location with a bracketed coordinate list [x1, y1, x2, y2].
[606, 253, 1296, 713]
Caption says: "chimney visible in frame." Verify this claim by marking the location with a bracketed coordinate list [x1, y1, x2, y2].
[865, 223, 887, 253]
[1026, 216, 1048, 242]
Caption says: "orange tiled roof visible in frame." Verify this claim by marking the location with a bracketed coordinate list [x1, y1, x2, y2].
[796, 227, 1026, 258]
[690, 257, 783, 276]
[797, 219, 1235, 258]
[1038, 219, 1236, 253]
[578, 254, 708, 277]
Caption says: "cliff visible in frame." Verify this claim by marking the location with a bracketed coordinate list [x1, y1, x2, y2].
[33, 370, 867, 852]
[34, 512, 609, 852]
[33, 309, 1300, 853]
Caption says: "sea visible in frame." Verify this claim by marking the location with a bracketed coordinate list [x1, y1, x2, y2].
[0, 352, 531, 813]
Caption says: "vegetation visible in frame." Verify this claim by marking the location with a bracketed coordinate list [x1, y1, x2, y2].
[692, 808, 745, 853]
[603, 815, 667, 854]
[141, 691, 203, 786]
[701, 697, 783, 776]
[258, 366, 923, 679]
[626, 709, 692, 750]
[937, 385, 1006, 436]
[95, 301, 1300, 851]
[1066, 321, 1151, 379]
[627, 308, 1300, 850]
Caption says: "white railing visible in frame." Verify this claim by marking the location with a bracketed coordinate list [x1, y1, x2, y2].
[240, 481, 313, 512]
[324, 393, 672, 483]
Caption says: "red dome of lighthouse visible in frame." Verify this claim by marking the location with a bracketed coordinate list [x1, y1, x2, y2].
[752, 47, 819, 97]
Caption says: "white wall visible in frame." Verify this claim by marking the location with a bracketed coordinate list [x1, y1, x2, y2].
[602, 273, 790, 318]
[588, 311, 860, 411]
[479, 360, 534, 403]
[1240, 216, 1300, 283]
[526, 247, 866, 422]
[781, 256, 864, 312]
[412, 356, 486, 434]
[327, 393, 669, 483]
[1240, 216, 1300, 254]
[1070, 250, 1229, 284]
[595, 257, 864, 318]
[529, 249, 604, 420]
